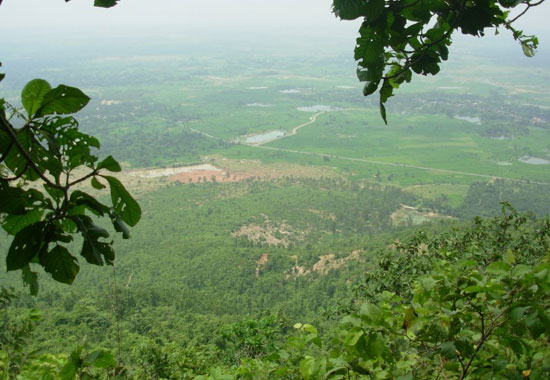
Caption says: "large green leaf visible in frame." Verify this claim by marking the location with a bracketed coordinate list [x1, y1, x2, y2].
[0, 185, 42, 215]
[21, 79, 52, 118]
[39, 245, 80, 285]
[6, 222, 47, 271]
[36, 85, 90, 116]
[103, 175, 141, 227]
[2, 208, 44, 235]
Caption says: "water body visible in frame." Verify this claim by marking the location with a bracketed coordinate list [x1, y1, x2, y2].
[247, 86, 268, 90]
[297, 105, 339, 112]
[246, 103, 272, 108]
[245, 130, 285, 144]
[518, 156, 550, 165]
[454, 115, 481, 125]
[280, 89, 301, 94]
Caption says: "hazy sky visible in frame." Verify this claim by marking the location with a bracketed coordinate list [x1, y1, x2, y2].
[0, 0, 549, 59]
[1, 0, 548, 35]
[0, 0, 353, 32]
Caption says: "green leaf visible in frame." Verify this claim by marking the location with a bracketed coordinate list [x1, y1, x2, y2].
[344, 327, 364, 346]
[303, 324, 318, 335]
[91, 177, 107, 190]
[521, 41, 535, 57]
[510, 306, 530, 324]
[379, 102, 388, 125]
[36, 85, 90, 116]
[70, 190, 109, 216]
[0, 185, 39, 215]
[111, 212, 130, 239]
[103, 175, 141, 227]
[59, 361, 77, 380]
[505, 249, 516, 265]
[6, 222, 47, 271]
[97, 155, 121, 172]
[22, 265, 39, 296]
[403, 307, 418, 331]
[21, 79, 52, 118]
[2, 209, 44, 235]
[363, 80, 379, 96]
[440, 341, 457, 359]
[39, 245, 80, 285]
[486, 261, 511, 275]
[94, 0, 119, 8]
[332, 0, 367, 20]
[71, 215, 114, 266]
[396, 375, 413, 380]
[464, 285, 484, 293]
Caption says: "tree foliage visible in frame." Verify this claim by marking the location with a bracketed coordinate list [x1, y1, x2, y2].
[0, 75, 141, 294]
[331, 0, 544, 123]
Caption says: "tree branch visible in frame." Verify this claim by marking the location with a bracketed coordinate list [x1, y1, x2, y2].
[0, 113, 63, 190]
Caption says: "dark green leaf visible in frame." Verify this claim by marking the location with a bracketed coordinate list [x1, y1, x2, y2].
[71, 215, 114, 266]
[332, 0, 367, 20]
[440, 341, 457, 359]
[94, 0, 119, 8]
[2, 209, 43, 235]
[36, 85, 90, 116]
[103, 175, 141, 227]
[6, 222, 47, 271]
[91, 176, 106, 190]
[97, 155, 121, 172]
[379, 102, 388, 125]
[110, 212, 130, 239]
[0, 185, 42, 215]
[70, 190, 109, 216]
[21, 79, 52, 118]
[379, 79, 394, 103]
[363, 80, 379, 96]
[510, 306, 530, 324]
[39, 245, 79, 285]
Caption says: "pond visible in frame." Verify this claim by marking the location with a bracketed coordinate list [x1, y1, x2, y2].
[245, 130, 285, 144]
[454, 115, 481, 124]
[297, 105, 339, 112]
[246, 103, 272, 108]
[518, 156, 550, 165]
